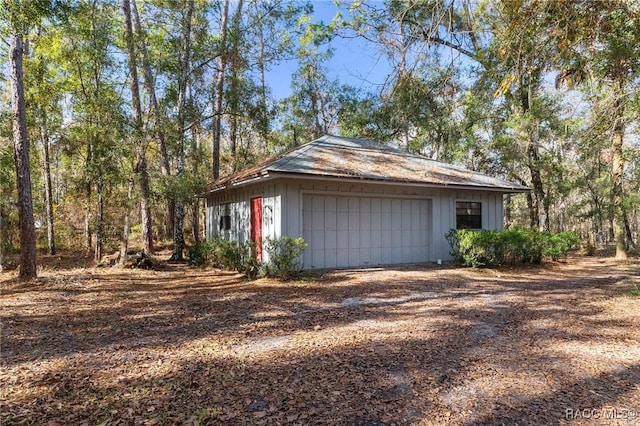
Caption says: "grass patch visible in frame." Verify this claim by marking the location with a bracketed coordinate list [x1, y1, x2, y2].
[627, 282, 640, 297]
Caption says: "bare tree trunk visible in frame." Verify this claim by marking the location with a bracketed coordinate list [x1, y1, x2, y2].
[41, 107, 56, 255]
[527, 140, 545, 230]
[504, 193, 512, 229]
[611, 79, 627, 259]
[230, 0, 244, 168]
[255, 2, 269, 147]
[0, 203, 5, 272]
[94, 176, 104, 262]
[213, 0, 230, 180]
[611, 129, 627, 257]
[522, 82, 545, 231]
[170, 0, 194, 261]
[192, 199, 200, 243]
[10, 32, 37, 279]
[35, 26, 56, 257]
[120, 180, 134, 263]
[139, 153, 153, 252]
[85, 138, 93, 252]
[131, 0, 174, 239]
[85, 193, 92, 250]
[123, 0, 152, 254]
[624, 211, 635, 250]
[228, 0, 243, 171]
[520, 178, 536, 229]
[190, 110, 200, 243]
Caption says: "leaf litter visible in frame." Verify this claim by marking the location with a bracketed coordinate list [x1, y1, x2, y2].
[1, 254, 639, 425]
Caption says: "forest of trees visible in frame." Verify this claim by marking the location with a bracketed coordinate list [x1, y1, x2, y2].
[1, 0, 639, 278]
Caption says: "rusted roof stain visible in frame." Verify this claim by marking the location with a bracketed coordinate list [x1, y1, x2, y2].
[207, 135, 529, 193]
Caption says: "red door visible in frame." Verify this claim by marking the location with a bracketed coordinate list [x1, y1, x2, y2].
[250, 197, 263, 261]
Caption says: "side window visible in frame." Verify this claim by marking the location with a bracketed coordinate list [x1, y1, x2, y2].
[219, 204, 231, 231]
[456, 201, 482, 229]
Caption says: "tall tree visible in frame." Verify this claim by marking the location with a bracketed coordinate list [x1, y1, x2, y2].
[227, 0, 244, 171]
[536, 0, 639, 258]
[122, 0, 152, 255]
[170, 0, 194, 261]
[212, 0, 230, 180]
[131, 0, 174, 239]
[27, 25, 61, 256]
[8, 9, 37, 278]
[55, 0, 127, 261]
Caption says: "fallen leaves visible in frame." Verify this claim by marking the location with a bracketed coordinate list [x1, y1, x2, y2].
[1, 255, 639, 424]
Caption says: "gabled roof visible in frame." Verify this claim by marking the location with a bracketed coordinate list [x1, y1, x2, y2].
[206, 135, 529, 193]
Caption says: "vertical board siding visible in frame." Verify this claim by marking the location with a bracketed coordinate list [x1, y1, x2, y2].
[301, 193, 432, 269]
[206, 178, 508, 267]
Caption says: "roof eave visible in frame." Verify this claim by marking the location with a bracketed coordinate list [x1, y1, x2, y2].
[267, 171, 530, 193]
[201, 169, 530, 197]
[201, 171, 272, 196]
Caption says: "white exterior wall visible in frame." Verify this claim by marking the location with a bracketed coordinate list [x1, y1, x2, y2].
[206, 182, 281, 263]
[206, 177, 506, 268]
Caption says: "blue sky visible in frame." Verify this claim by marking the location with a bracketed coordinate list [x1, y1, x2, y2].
[266, 1, 391, 100]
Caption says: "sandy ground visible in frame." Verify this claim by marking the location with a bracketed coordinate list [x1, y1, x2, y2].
[1, 254, 639, 425]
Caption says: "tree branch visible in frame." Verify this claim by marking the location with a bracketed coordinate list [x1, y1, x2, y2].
[423, 34, 477, 61]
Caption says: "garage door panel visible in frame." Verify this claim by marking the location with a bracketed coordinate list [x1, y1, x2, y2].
[359, 248, 371, 265]
[402, 213, 411, 230]
[348, 230, 360, 246]
[337, 197, 349, 212]
[325, 196, 337, 212]
[303, 194, 431, 269]
[371, 212, 382, 230]
[371, 248, 382, 264]
[392, 212, 402, 231]
[337, 213, 349, 230]
[325, 212, 337, 231]
[312, 230, 325, 249]
[360, 210, 371, 230]
[337, 230, 349, 247]
[325, 230, 337, 249]
[349, 211, 359, 228]
[391, 231, 402, 248]
[381, 198, 392, 213]
[303, 195, 312, 210]
[324, 250, 337, 268]
[312, 212, 324, 231]
[381, 230, 392, 247]
[411, 231, 423, 247]
[411, 212, 422, 229]
[392, 248, 403, 264]
[360, 231, 371, 247]
[381, 212, 392, 230]
[371, 229, 382, 248]
[312, 249, 324, 268]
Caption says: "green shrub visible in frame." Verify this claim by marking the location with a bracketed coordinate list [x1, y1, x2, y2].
[188, 238, 258, 279]
[446, 228, 578, 268]
[188, 240, 215, 266]
[264, 236, 307, 279]
[445, 229, 502, 267]
[543, 231, 580, 260]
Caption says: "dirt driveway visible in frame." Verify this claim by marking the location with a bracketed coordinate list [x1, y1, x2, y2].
[2, 255, 639, 425]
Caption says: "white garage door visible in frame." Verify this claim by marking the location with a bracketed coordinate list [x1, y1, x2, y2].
[302, 195, 432, 269]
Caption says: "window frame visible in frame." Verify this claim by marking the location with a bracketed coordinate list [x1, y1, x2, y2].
[455, 200, 482, 230]
[219, 203, 232, 232]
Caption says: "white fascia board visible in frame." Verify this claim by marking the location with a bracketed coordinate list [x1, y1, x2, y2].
[266, 172, 530, 194]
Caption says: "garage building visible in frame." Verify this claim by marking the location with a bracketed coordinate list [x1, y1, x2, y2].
[204, 135, 528, 269]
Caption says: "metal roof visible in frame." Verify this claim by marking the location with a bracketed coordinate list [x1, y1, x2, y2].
[206, 135, 529, 193]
